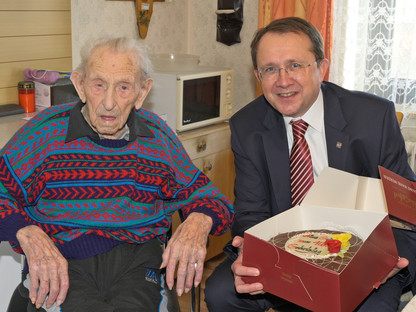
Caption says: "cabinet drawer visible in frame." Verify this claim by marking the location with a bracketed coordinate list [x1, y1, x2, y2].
[179, 123, 230, 159]
[192, 149, 235, 201]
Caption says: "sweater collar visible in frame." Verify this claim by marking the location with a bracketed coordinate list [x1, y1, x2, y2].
[65, 101, 154, 143]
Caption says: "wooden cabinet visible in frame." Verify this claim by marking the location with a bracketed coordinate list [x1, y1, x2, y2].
[176, 122, 235, 260]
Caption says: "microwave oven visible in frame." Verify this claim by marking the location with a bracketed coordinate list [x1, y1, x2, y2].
[143, 66, 234, 132]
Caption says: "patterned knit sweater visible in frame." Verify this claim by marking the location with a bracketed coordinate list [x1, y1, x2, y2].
[0, 103, 233, 259]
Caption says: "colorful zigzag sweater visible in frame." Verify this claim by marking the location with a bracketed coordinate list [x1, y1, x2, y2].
[0, 103, 233, 259]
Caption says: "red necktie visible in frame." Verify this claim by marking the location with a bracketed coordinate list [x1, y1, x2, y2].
[290, 119, 314, 206]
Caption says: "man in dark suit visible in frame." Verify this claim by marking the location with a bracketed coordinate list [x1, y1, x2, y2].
[205, 17, 416, 311]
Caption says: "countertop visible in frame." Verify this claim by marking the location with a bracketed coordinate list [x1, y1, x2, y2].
[0, 112, 36, 148]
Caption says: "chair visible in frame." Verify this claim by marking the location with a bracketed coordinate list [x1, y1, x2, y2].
[190, 284, 201, 312]
[401, 113, 416, 176]
[397, 111, 404, 126]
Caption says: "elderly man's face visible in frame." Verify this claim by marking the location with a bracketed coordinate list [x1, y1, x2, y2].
[72, 47, 152, 139]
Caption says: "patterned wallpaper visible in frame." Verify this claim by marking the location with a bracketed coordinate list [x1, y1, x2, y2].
[71, 0, 259, 112]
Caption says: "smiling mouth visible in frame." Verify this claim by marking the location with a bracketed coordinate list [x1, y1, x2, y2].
[278, 92, 296, 97]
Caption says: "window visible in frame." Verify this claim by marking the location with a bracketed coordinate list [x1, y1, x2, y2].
[330, 0, 416, 114]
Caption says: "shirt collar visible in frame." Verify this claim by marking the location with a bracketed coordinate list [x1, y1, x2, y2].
[65, 101, 154, 143]
[283, 89, 324, 133]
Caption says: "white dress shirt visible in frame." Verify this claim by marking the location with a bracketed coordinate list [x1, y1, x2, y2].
[283, 90, 328, 180]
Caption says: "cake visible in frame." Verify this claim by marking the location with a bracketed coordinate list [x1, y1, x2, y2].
[268, 230, 363, 273]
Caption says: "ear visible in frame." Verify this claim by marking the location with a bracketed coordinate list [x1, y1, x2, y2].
[135, 78, 153, 110]
[70, 71, 87, 103]
[318, 58, 330, 82]
[254, 69, 261, 82]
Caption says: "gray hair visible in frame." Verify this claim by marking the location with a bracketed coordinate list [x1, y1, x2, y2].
[75, 37, 153, 81]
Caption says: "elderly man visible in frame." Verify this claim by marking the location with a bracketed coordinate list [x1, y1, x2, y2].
[2, 37, 233, 312]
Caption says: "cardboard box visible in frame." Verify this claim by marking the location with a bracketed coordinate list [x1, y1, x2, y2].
[379, 166, 416, 230]
[242, 167, 398, 312]
[34, 78, 79, 109]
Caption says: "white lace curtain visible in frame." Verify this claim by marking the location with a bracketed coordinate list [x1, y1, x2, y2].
[330, 0, 416, 115]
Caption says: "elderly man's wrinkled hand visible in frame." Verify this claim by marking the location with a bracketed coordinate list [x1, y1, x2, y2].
[16, 225, 69, 309]
[161, 212, 212, 296]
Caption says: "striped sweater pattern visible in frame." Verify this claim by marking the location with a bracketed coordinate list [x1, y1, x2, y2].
[0, 103, 233, 259]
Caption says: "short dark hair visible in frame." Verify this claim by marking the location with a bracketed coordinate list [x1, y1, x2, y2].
[250, 17, 325, 69]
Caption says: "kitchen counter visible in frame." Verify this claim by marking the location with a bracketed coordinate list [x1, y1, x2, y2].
[0, 112, 35, 148]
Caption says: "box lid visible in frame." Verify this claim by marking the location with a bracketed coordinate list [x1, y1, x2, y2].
[302, 167, 387, 214]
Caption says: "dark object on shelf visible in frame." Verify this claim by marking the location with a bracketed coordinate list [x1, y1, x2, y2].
[0, 104, 25, 117]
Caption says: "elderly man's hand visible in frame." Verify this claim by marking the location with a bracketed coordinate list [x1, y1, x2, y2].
[161, 212, 212, 296]
[16, 225, 69, 309]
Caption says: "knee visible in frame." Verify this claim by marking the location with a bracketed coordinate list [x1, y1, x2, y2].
[205, 272, 229, 308]
[204, 261, 235, 311]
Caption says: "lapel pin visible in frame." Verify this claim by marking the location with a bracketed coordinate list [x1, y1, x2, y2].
[336, 142, 343, 149]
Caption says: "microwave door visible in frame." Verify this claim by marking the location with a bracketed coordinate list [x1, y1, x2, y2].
[182, 75, 221, 126]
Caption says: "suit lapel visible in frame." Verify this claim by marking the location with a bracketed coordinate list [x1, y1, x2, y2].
[262, 106, 293, 212]
[258, 84, 350, 213]
[322, 83, 350, 170]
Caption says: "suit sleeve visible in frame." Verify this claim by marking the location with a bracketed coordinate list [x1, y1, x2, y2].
[229, 119, 275, 238]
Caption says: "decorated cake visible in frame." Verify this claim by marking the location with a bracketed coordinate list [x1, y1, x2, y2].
[268, 230, 363, 273]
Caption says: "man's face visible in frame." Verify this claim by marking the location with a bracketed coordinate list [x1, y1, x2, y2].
[73, 47, 151, 139]
[255, 32, 328, 118]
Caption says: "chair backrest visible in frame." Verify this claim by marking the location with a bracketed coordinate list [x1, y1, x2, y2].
[397, 111, 404, 126]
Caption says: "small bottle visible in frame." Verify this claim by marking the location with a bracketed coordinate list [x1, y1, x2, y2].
[18, 81, 35, 113]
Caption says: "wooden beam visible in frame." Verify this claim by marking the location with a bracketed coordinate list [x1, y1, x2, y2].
[107, 0, 161, 38]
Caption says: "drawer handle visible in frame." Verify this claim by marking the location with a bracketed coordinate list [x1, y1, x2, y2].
[205, 163, 213, 171]
[197, 142, 207, 152]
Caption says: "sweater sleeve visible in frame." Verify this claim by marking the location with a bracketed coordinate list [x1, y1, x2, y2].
[140, 109, 234, 236]
[176, 172, 234, 236]
[0, 157, 34, 243]
[0, 111, 54, 245]
[155, 121, 234, 236]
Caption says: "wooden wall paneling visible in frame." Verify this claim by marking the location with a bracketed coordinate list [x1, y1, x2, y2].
[0, 88, 19, 105]
[0, 12, 71, 37]
[0, 58, 73, 90]
[0, 0, 71, 106]
[0, 0, 70, 11]
[0, 36, 72, 63]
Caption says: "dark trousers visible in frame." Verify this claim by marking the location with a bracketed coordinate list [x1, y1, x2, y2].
[205, 228, 416, 312]
[7, 240, 180, 312]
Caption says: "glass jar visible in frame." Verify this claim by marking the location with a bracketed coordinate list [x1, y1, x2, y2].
[18, 81, 35, 113]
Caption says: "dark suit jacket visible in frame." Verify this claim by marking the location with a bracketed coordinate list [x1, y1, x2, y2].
[230, 81, 415, 238]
